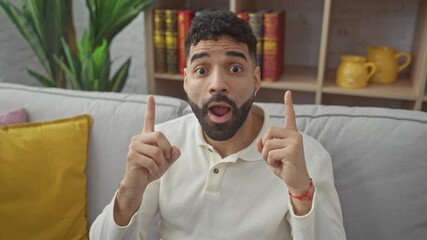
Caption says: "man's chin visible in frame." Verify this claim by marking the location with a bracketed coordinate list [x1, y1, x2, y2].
[202, 118, 236, 141]
[204, 129, 236, 141]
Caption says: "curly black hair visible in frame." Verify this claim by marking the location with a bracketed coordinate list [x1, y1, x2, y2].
[184, 10, 257, 63]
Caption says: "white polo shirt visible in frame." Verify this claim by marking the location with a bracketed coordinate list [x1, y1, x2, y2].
[90, 106, 346, 240]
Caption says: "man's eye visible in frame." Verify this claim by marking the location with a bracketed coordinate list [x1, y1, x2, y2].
[229, 65, 242, 73]
[195, 67, 208, 75]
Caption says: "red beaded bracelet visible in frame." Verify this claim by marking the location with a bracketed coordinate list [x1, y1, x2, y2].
[288, 178, 313, 202]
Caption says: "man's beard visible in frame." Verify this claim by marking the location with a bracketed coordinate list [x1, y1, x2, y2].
[188, 93, 255, 141]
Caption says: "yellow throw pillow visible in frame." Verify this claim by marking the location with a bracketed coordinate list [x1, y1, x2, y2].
[0, 115, 92, 240]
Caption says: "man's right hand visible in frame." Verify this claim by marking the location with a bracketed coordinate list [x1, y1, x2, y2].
[114, 95, 181, 226]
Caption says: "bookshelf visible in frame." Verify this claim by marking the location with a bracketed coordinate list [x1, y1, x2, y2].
[144, 0, 427, 111]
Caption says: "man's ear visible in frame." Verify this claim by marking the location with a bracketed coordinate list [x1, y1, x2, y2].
[183, 67, 188, 94]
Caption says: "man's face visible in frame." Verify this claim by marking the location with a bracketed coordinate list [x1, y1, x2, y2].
[183, 36, 261, 141]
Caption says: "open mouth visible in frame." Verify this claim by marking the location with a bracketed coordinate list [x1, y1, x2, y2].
[209, 106, 231, 117]
[208, 103, 232, 123]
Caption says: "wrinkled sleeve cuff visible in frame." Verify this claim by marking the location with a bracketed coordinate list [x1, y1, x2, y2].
[287, 186, 317, 230]
[106, 191, 141, 239]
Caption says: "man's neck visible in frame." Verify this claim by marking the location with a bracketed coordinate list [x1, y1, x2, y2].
[205, 105, 264, 158]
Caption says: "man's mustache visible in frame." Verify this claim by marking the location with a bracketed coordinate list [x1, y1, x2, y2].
[202, 94, 238, 114]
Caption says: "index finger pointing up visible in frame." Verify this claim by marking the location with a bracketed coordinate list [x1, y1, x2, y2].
[284, 90, 298, 131]
[143, 95, 155, 133]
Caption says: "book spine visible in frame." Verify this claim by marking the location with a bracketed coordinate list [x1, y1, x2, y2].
[262, 11, 285, 82]
[236, 12, 249, 22]
[153, 9, 166, 73]
[248, 11, 264, 73]
[164, 9, 178, 74]
[177, 10, 195, 75]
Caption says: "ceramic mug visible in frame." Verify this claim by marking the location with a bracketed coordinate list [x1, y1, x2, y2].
[336, 55, 376, 89]
[367, 46, 411, 84]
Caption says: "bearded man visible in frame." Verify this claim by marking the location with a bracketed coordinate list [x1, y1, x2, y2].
[90, 10, 346, 240]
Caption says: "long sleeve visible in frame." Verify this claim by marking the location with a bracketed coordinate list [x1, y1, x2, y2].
[286, 135, 346, 240]
[89, 180, 160, 240]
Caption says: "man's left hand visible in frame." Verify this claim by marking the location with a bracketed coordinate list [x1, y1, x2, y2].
[256, 90, 313, 214]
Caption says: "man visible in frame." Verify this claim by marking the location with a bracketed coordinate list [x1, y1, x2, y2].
[90, 10, 346, 239]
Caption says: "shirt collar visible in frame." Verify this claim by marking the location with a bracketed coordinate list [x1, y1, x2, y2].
[195, 117, 209, 147]
[238, 105, 270, 162]
[193, 105, 271, 162]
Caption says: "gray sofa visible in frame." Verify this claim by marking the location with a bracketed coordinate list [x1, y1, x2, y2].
[1, 82, 426, 240]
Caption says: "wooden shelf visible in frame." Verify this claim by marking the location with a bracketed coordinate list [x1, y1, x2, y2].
[154, 73, 184, 81]
[323, 69, 417, 100]
[323, 79, 417, 101]
[154, 65, 318, 92]
[145, 0, 427, 111]
[260, 65, 317, 92]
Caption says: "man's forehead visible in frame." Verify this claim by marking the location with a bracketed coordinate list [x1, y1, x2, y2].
[189, 37, 249, 57]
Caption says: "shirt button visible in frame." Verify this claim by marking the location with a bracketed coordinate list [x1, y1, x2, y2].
[213, 168, 219, 174]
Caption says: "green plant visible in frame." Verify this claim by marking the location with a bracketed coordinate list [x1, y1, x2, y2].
[0, 0, 155, 91]
[0, 0, 76, 88]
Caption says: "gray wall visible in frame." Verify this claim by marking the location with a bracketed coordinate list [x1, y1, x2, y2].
[0, 0, 148, 94]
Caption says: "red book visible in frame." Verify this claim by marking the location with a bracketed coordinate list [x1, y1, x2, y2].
[236, 11, 249, 22]
[177, 9, 195, 75]
[262, 11, 285, 82]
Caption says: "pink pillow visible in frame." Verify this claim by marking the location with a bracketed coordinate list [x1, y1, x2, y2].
[0, 108, 27, 125]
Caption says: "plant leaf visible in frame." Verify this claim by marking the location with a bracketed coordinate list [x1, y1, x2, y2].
[0, 2, 52, 78]
[55, 55, 81, 90]
[81, 57, 96, 90]
[25, 0, 45, 47]
[110, 58, 131, 92]
[42, 0, 69, 80]
[59, 38, 82, 90]
[89, 0, 155, 45]
[91, 39, 108, 75]
[78, 31, 92, 61]
[90, 39, 110, 90]
[27, 69, 55, 87]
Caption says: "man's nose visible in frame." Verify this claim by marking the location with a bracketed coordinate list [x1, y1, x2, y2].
[208, 69, 229, 94]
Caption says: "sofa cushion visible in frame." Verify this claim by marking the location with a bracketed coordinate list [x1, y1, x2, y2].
[0, 107, 27, 125]
[0, 83, 189, 224]
[257, 103, 427, 240]
[0, 115, 91, 240]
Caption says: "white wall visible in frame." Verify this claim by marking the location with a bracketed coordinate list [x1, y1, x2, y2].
[0, 0, 148, 94]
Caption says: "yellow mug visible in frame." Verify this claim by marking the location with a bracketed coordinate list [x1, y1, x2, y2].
[336, 55, 376, 89]
[367, 46, 411, 84]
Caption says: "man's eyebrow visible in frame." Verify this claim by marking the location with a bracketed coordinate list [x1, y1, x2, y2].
[190, 52, 210, 64]
[189, 50, 248, 63]
[225, 51, 247, 62]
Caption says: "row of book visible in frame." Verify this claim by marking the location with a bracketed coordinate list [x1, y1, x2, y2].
[153, 9, 285, 81]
